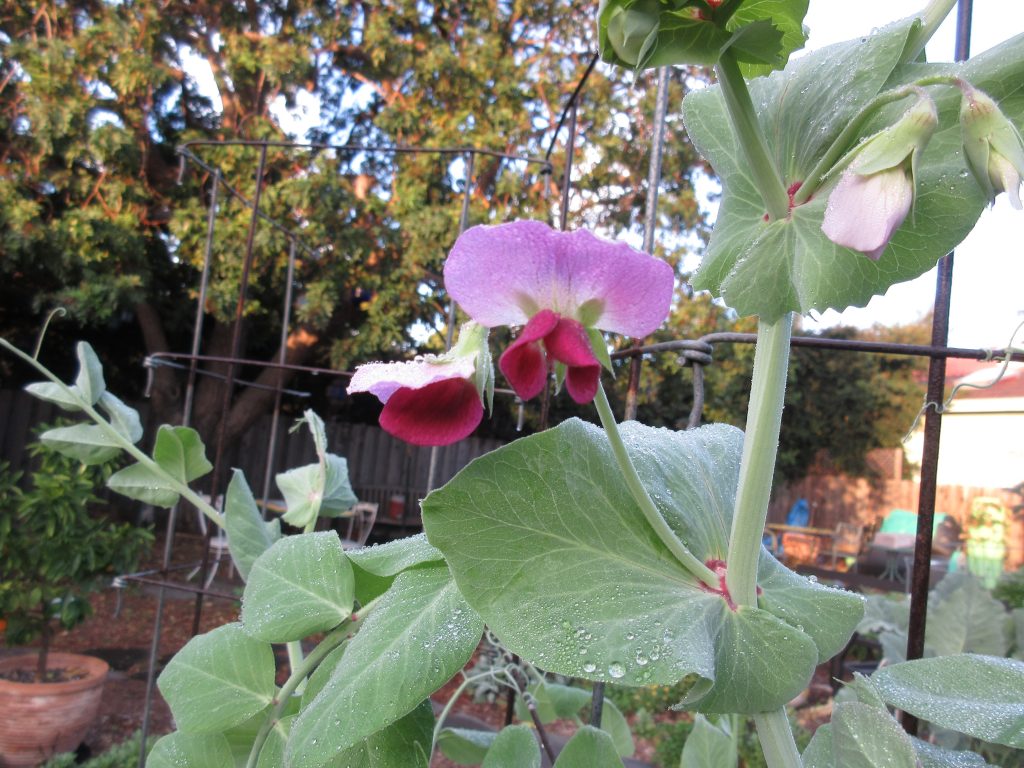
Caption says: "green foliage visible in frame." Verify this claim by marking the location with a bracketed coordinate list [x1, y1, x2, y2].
[994, 566, 1024, 610]
[41, 731, 153, 768]
[0, 427, 151, 668]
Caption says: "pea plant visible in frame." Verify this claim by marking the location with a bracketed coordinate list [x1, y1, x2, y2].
[4, 0, 1024, 765]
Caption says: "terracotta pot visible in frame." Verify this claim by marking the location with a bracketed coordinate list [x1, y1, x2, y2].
[0, 652, 109, 767]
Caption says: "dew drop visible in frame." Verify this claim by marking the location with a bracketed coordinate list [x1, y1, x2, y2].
[608, 662, 626, 679]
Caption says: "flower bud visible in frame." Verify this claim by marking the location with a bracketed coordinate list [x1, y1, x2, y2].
[960, 84, 1024, 209]
[602, 0, 661, 67]
[822, 93, 937, 259]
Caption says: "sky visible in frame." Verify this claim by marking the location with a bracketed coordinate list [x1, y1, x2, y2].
[797, 1, 1024, 350]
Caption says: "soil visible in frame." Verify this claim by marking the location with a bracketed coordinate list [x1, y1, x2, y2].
[0, 666, 90, 684]
[1, 533, 834, 767]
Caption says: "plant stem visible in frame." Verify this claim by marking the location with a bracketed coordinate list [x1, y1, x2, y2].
[753, 709, 803, 768]
[429, 670, 501, 756]
[903, 0, 959, 64]
[714, 50, 790, 221]
[244, 597, 379, 768]
[0, 339, 224, 527]
[593, 383, 717, 586]
[724, 314, 793, 607]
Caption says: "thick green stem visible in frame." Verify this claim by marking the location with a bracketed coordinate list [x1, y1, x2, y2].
[724, 314, 793, 607]
[714, 50, 790, 221]
[0, 339, 223, 526]
[594, 383, 717, 586]
[244, 597, 379, 768]
[753, 709, 803, 768]
[903, 0, 959, 64]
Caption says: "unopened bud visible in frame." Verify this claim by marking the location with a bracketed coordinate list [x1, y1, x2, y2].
[960, 84, 1024, 209]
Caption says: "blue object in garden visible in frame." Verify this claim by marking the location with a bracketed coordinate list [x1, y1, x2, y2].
[764, 498, 811, 556]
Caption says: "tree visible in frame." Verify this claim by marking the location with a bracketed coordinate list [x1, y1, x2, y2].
[0, 1, 710, 469]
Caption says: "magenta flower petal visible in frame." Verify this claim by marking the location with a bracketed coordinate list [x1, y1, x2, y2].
[564, 365, 601, 404]
[545, 316, 599, 367]
[445, 220, 674, 336]
[822, 167, 913, 260]
[379, 378, 483, 446]
[498, 310, 559, 401]
[348, 357, 476, 403]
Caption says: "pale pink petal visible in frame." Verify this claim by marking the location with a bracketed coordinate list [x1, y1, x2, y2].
[498, 310, 558, 401]
[822, 167, 913, 260]
[348, 356, 475, 403]
[445, 220, 674, 336]
[380, 378, 483, 446]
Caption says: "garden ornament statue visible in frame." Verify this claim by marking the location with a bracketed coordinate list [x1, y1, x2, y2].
[3, 0, 1024, 765]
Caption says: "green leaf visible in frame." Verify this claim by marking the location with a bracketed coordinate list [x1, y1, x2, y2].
[301, 642, 348, 710]
[275, 411, 357, 528]
[147, 732, 234, 768]
[926, 573, 1011, 658]
[99, 392, 143, 444]
[514, 681, 592, 724]
[599, 700, 635, 759]
[681, 714, 737, 768]
[871, 655, 1024, 748]
[152, 426, 213, 484]
[224, 469, 281, 581]
[73, 341, 105, 405]
[437, 728, 498, 765]
[107, 462, 179, 507]
[683, 21, 1024, 321]
[157, 623, 276, 733]
[254, 714, 292, 768]
[107, 426, 212, 507]
[910, 737, 990, 768]
[347, 533, 445, 603]
[327, 701, 435, 768]
[800, 724, 833, 768]
[287, 565, 483, 768]
[481, 724, 541, 768]
[423, 419, 860, 713]
[552, 726, 623, 767]
[831, 700, 917, 768]
[24, 381, 83, 411]
[39, 424, 122, 464]
[241, 532, 354, 642]
[1014, 609, 1024, 660]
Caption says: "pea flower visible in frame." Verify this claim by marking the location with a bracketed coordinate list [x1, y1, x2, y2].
[348, 322, 493, 447]
[444, 220, 674, 404]
[959, 83, 1024, 209]
[822, 93, 938, 260]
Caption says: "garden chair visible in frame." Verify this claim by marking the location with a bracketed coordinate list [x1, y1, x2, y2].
[339, 501, 378, 550]
[824, 522, 865, 571]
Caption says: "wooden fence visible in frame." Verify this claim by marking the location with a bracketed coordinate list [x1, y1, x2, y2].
[768, 472, 1023, 570]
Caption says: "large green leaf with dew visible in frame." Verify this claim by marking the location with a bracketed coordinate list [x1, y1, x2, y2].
[157, 623, 275, 733]
[347, 533, 445, 604]
[423, 419, 862, 714]
[147, 732, 234, 768]
[681, 714, 736, 768]
[240, 532, 354, 642]
[552, 726, 623, 767]
[911, 738, 991, 768]
[107, 425, 212, 507]
[224, 469, 281, 581]
[926, 573, 1012, 658]
[481, 724, 541, 768]
[286, 565, 483, 768]
[437, 728, 498, 765]
[324, 700, 434, 768]
[683, 21, 1024, 321]
[800, 724, 833, 768]
[275, 411, 357, 528]
[871, 655, 1024, 748]
[514, 681, 592, 724]
[301, 641, 348, 710]
[832, 701, 918, 768]
[254, 714, 292, 768]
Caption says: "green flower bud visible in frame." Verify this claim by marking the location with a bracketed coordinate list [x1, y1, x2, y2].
[602, 0, 662, 67]
[960, 84, 1024, 209]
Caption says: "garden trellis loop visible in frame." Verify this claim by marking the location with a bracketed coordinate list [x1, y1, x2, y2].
[110, 1, 1020, 755]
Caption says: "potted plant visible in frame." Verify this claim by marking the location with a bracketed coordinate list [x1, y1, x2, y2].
[0, 429, 151, 767]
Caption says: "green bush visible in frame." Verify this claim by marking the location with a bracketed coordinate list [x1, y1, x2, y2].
[993, 565, 1024, 609]
[41, 730, 152, 768]
[0, 427, 152, 678]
